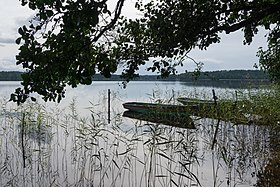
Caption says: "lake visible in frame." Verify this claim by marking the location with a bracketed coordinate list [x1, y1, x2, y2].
[0, 81, 274, 186]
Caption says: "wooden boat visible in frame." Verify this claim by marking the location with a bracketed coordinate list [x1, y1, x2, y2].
[123, 110, 195, 129]
[177, 97, 263, 125]
[177, 97, 215, 106]
[123, 102, 197, 113]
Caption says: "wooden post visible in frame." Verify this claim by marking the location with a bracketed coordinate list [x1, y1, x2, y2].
[233, 90, 238, 109]
[211, 89, 220, 150]
[108, 89, 111, 124]
[21, 112, 26, 168]
[172, 89, 175, 104]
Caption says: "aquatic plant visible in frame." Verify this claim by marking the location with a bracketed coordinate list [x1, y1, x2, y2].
[0, 84, 278, 186]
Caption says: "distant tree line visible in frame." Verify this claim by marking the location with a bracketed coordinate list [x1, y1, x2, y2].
[0, 70, 269, 82]
[177, 70, 270, 81]
[0, 71, 22, 81]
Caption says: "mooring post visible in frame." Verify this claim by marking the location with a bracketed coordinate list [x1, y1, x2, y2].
[211, 89, 220, 150]
[21, 112, 26, 168]
[233, 90, 238, 109]
[212, 89, 218, 105]
[108, 89, 111, 124]
[172, 89, 175, 104]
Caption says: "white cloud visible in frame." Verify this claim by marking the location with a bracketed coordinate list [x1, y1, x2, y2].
[0, 57, 21, 71]
[0, 37, 15, 44]
[196, 58, 223, 65]
[0, 0, 34, 71]
[183, 29, 268, 72]
[0, 43, 21, 71]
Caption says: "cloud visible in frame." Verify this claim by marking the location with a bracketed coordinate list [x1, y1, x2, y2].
[0, 1, 35, 45]
[0, 57, 21, 71]
[0, 37, 15, 44]
[0, 43, 21, 71]
[14, 14, 35, 28]
[0, 29, 16, 44]
[196, 58, 223, 65]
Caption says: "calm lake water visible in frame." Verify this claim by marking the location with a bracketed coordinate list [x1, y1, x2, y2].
[0, 81, 273, 187]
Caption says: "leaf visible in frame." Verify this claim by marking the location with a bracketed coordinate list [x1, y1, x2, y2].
[118, 149, 130, 156]
[157, 152, 173, 162]
[171, 179, 179, 187]
[18, 27, 24, 35]
[30, 97, 36, 102]
[143, 139, 151, 145]
[112, 160, 120, 169]
[46, 10, 53, 17]
[15, 38, 21, 45]
[174, 172, 192, 180]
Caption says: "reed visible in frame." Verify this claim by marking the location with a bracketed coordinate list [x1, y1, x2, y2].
[0, 85, 278, 186]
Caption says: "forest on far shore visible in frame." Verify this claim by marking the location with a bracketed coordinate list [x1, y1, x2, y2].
[0, 70, 269, 82]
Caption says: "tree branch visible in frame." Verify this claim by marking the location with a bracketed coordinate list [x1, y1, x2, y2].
[91, 0, 125, 42]
[211, 1, 280, 34]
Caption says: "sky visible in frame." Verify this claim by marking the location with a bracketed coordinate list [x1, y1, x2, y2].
[0, 0, 268, 73]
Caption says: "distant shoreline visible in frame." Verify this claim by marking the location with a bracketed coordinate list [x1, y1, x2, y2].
[0, 70, 270, 82]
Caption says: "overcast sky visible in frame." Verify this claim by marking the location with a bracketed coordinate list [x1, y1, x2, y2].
[0, 0, 268, 73]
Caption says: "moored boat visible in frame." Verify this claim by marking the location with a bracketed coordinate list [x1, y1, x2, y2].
[123, 102, 196, 113]
[177, 97, 215, 106]
[177, 97, 264, 125]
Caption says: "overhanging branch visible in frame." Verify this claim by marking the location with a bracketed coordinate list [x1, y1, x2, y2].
[211, 1, 280, 34]
[91, 0, 125, 42]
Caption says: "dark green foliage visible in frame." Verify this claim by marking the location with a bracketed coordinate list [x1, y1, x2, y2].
[116, 0, 280, 83]
[258, 25, 280, 84]
[12, 0, 125, 104]
[256, 151, 280, 187]
[11, 0, 280, 104]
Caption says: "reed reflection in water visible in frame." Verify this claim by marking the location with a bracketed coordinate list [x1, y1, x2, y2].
[0, 97, 272, 187]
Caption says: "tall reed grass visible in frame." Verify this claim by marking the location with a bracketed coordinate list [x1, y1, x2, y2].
[0, 86, 278, 186]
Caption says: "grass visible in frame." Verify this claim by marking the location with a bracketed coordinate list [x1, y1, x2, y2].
[0, 95, 200, 186]
[0, 85, 279, 186]
[177, 85, 280, 126]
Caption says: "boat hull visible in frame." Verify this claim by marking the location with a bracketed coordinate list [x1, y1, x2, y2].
[123, 102, 196, 113]
[177, 97, 215, 106]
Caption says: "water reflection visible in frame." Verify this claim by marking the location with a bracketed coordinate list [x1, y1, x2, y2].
[0, 81, 277, 186]
[197, 119, 270, 186]
[255, 125, 280, 186]
[122, 110, 195, 129]
[123, 112, 271, 186]
[0, 102, 274, 186]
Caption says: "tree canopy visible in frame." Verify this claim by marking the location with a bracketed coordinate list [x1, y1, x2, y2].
[116, 0, 280, 80]
[11, 0, 280, 104]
